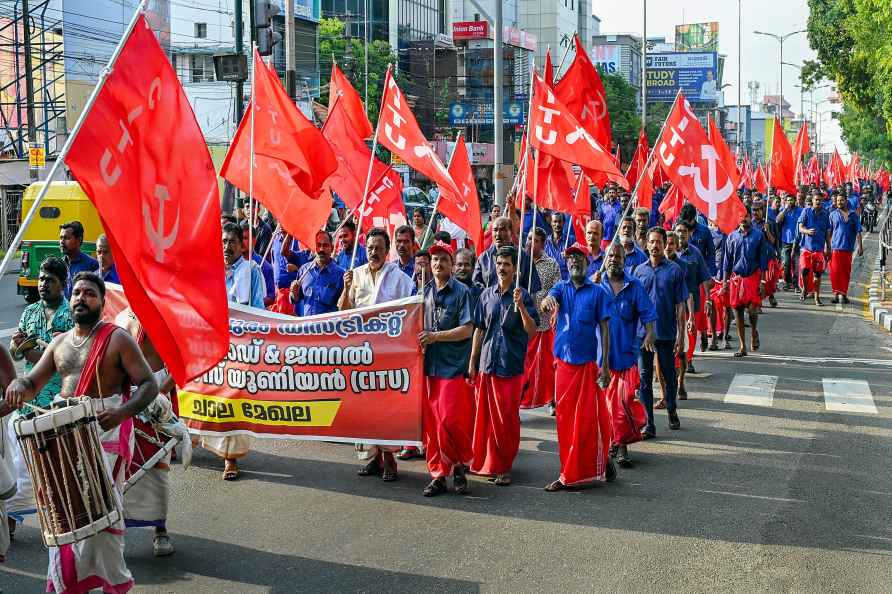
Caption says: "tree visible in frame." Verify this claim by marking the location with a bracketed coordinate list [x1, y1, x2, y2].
[318, 18, 399, 124]
[602, 73, 643, 164]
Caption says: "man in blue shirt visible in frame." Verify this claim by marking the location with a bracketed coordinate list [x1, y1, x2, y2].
[223, 223, 266, 309]
[673, 221, 710, 392]
[59, 221, 98, 299]
[544, 211, 571, 280]
[776, 194, 803, 292]
[723, 212, 768, 357]
[634, 227, 687, 437]
[472, 216, 541, 293]
[394, 225, 416, 278]
[469, 246, 538, 486]
[828, 192, 863, 304]
[540, 242, 615, 492]
[95, 234, 120, 285]
[585, 219, 606, 276]
[599, 243, 657, 467]
[334, 220, 367, 270]
[290, 230, 344, 317]
[454, 248, 481, 326]
[596, 187, 623, 247]
[797, 193, 832, 305]
[418, 241, 475, 498]
[679, 204, 718, 278]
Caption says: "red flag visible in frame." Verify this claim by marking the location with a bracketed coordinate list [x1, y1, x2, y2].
[625, 129, 648, 188]
[804, 155, 820, 185]
[769, 118, 797, 194]
[572, 172, 591, 242]
[322, 98, 391, 210]
[529, 71, 627, 189]
[555, 34, 612, 151]
[636, 157, 657, 210]
[544, 48, 555, 86]
[66, 15, 227, 385]
[654, 92, 746, 233]
[329, 62, 374, 139]
[847, 153, 861, 191]
[754, 162, 768, 193]
[441, 136, 484, 255]
[877, 168, 890, 193]
[377, 68, 461, 203]
[738, 154, 752, 189]
[824, 148, 846, 187]
[707, 114, 741, 190]
[659, 185, 684, 221]
[613, 144, 622, 168]
[358, 167, 406, 235]
[792, 122, 810, 183]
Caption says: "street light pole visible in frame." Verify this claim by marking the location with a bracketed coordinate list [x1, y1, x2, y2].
[754, 29, 806, 126]
[737, 0, 742, 156]
[493, 0, 504, 207]
[641, 0, 647, 127]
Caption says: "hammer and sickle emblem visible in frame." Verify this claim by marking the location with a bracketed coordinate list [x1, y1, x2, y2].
[581, 92, 608, 122]
[677, 145, 734, 220]
[143, 185, 180, 264]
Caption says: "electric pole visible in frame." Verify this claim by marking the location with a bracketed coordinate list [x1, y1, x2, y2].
[493, 0, 503, 207]
[285, 0, 296, 98]
[234, 0, 244, 125]
[22, 0, 38, 180]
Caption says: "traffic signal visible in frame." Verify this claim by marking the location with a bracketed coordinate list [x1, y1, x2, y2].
[254, 0, 281, 56]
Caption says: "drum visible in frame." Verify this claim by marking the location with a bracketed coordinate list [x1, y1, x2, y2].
[13, 398, 121, 547]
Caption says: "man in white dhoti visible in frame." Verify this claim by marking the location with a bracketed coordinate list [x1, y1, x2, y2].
[0, 344, 17, 563]
[338, 227, 415, 481]
[5, 272, 157, 593]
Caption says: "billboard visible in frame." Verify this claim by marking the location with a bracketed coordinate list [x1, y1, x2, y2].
[591, 45, 620, 75]
[675, 22, 719, 52]
[645, 52, 719, 104]
[452, 21, 489, 40]
[448, 100, 526, 125]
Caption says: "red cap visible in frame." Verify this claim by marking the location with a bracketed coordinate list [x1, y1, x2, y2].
[564, 242, 590, 258]
[428, 240, 455, 259]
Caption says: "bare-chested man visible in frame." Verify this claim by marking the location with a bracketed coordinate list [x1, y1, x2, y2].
[6, 271, 157, 594]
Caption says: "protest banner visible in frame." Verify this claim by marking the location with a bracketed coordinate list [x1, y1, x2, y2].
[104, 286, 424, 446]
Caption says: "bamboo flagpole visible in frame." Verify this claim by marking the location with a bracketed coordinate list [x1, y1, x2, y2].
[514, 59, 538, 307]
[420, 131, 462, 249]
[248, 44, 258, 260]
[0, 0, 148, 279]
[565, 171, 586, 250]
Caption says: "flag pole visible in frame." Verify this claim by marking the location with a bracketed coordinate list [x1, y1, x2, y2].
[0, 0, 148, 280]
[515, 59, 537, 307]
[554, 35, 576, 81]
[248, 45, 258, 261]
[565, 172, 585, 250]
[350, 64, 390, 270]
[420, 131, 461, 248]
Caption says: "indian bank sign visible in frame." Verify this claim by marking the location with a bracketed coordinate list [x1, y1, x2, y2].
[452, 21, 489, 40]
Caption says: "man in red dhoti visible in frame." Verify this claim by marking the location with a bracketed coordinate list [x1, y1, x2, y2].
[520, 228, 560, 410]
[418, 242, 475, 497]
[469, 246, 539, 486]
[6, 272, 158, 594]
[598, 244, 658, 466]
[540, 243, 613, 491]
[797, 194, 831, 306]
[723, 213, 769, 357]
[828, 193, 863, 303]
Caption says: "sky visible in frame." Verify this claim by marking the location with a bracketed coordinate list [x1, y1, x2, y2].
[592, 0, 847, 155]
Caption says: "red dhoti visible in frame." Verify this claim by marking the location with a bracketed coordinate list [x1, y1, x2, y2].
[694, 286, 709, 332]
[604, 366, 647, 446]
[765, 259, 780, 296]
[554, 359, 611, 486]
[423, 376, 475, 478]
[729, 271, 762, 309]
[829, 250, 853, 295]
[708, 281, 728, 335]
[471, 373, 523, 476]
[520, 329, 555, 409]
[799, 250, 826, 293]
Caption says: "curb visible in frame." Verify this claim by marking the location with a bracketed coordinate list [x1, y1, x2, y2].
[868, 251, 892, 331]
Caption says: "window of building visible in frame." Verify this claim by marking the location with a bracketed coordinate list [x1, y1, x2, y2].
[194, 22, 207, 39]
[190, 54, 215, 83]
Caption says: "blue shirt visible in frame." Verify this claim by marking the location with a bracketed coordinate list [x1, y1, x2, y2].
[334, 244, 367, 270]
[522, 210, 552, 239]
[689, 222, 718, 277]
[678, 244, 709, 311]
[101, 265, 120, 285]
[710, 229, 726, 278]
[847, 195, 859, 212]
[596, 200, 623, 241]
[599, 272, 658, 371]
[424, 278, 473, 378]
[723, 227, 768, 278]
[634, 258, 687, 342]
[252, 253, 275, 302]
[278, 237, 310, 289]
[829, 209, 861, 252]
[548, 278, 612, 365]
[623, 246, 648, 275]
[296, 260, 345, 317]
[544, 235, 569, 280]
[476, 284, 539, 377]
[225, 256, 266, 309]
[472, 244, 541, 293]
[397, 258, 415, 278]
[586, 251, 605, 277]
[797, 207, 831, 252]
[64, 251, 99, 298]
[778, 206, 803, 244]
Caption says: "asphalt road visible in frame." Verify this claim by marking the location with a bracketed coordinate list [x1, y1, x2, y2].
[2, 238, 892, 593]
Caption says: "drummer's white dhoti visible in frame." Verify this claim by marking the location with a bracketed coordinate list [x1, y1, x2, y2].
[5, 414, 37, 525]
[47, 394, 134, 594]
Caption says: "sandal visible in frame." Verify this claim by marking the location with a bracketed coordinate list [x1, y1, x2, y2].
[733, 350, 747, 358]
[222, 460, 239, 481]
[357, 457, 383, 476]
[654, 399, 667, 410]
[453, 466, 469, 495]
[678, 387, 688, 400]
[544, 479, 566, 492]
[381, 454, 398, 482]
[422, 478, 447, 497]
[494, 473, 512, 486]
[153, 533, 175, 557]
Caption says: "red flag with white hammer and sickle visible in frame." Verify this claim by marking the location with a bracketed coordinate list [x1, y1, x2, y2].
[655, 92, 746, 233]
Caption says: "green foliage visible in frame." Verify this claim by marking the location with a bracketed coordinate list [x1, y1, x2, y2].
[318, 18, 397, 124]
[602, 73, 643, 160]
[805, 0, 892, 165]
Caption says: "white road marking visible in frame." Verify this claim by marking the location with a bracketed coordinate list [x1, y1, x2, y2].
[0, 327, 16, 338]
[701, 351, 892, 368]
[724, 374, 778, 407]
[822, 378, 878, 414]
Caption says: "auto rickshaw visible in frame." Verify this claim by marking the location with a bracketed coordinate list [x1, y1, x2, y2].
[17, 181, 104, 302]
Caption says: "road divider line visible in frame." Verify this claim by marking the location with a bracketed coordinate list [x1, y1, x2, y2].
[724, 374, 778, 407]
[822, 378, 878, 414]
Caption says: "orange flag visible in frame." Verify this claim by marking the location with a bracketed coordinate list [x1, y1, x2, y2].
[330, 62, 374, 139]
[707, 114, 741, 189]
[768, 118, 797, 194]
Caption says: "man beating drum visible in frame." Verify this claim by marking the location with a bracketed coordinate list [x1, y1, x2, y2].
[5, 271, 157, 594]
